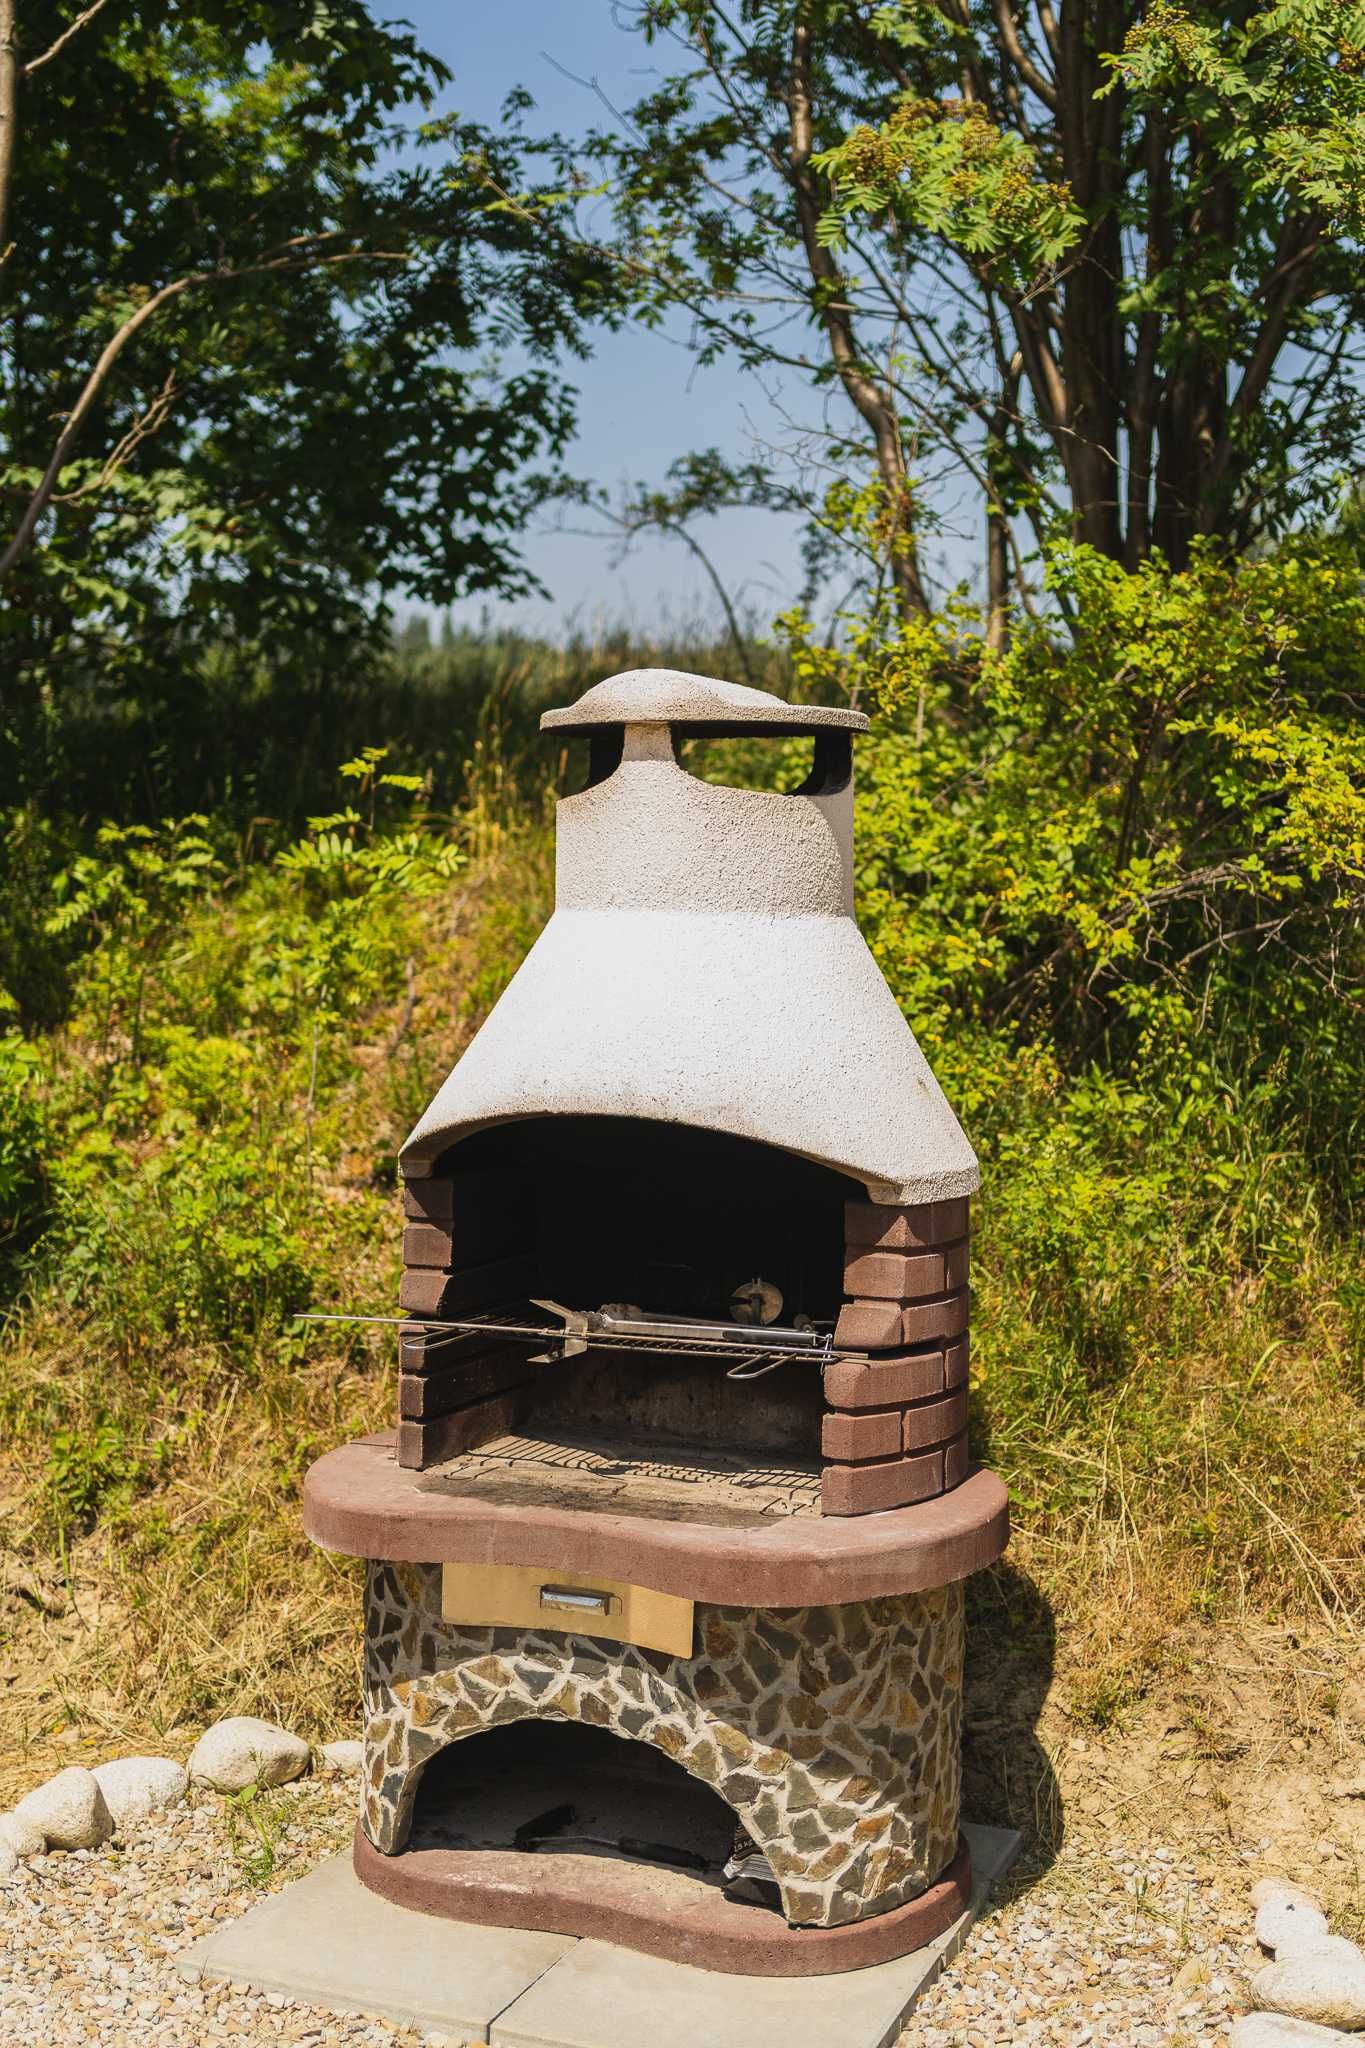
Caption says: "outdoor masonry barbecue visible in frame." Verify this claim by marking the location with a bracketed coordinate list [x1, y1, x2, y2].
[303, 667, 1009, 1975]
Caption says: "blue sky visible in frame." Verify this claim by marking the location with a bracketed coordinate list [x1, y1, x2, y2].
[395, 1, 810, 638]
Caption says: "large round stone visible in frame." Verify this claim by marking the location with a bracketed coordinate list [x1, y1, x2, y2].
[1233, 2016, 1360, 2045]
[188, 1717, 309, 1792]
[1252, 1957, 1365, 2031]
[91, 1757, 188, 1833]
[13, 1767, 113, 1851]
[319, 1740, 363, 1776]
[0, 1810, 45, 1859]
[1285, 1937, 1365, 1969]
[1257, 1887, 1332, 1955]
[1254, 1880, 1329, 1911]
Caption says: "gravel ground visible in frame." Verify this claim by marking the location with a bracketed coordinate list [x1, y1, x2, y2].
[902, 1840, 1260, 2047]
[0, 1779, 403, 2048]
[0, 1782, 1266, 2046]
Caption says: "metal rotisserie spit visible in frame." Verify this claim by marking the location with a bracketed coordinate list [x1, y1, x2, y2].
[303, 668, 1008, 1975]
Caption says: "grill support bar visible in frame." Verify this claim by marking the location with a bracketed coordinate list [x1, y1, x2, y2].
[294, 1307, 866, 1373]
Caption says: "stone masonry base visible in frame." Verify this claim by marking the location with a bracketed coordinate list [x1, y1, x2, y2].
[361, 1560, 964, 1933]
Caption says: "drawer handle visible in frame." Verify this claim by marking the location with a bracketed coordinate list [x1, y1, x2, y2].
[539, 1584, 617, 1617]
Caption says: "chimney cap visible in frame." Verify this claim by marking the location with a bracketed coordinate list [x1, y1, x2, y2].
[541, 666, 869, 734]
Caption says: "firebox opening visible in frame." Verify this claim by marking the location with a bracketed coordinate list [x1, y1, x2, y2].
[436, 1117, 861, 1461]
[408, 1720, 764, 1899]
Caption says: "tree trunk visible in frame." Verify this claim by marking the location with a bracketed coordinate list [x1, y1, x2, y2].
[1152, 160, 1235, 566]
[1055, 0, 1125, 558]
[985, 360, 1020, 651]
[0, 0, 18, 261]
[1124, 111, 1170, 566]
[986, 502, 1010, 651]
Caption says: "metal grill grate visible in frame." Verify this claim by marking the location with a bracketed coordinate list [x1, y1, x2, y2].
[297, 1298, 867, 1377]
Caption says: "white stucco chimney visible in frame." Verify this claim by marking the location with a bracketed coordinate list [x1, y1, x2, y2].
[400, 667, 977, 1204]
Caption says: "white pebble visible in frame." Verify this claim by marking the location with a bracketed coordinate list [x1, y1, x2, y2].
[188, 1716, 309, 1792]
[1253, 1956, 1365, 2031]
[13, 1766, 113, 1851]
[91, 1757, 188, 1834]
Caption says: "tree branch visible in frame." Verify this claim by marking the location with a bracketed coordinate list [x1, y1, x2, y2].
[1194, 215, 1323, 533]
[1034, 0, 1061, 61]
[784, 20, 928, 618]
[990, 0, 1059, 111]
[1226, 220, 1323, 431]
[609, 503, 758, 686]
[53, 367, 183, 500]
[22, 0, 109, 75]
[0, 0, 111, 260]
[921, 0, 996, 109]
[0, 244, 406, 580]
[0, 0, 16, 257]
[1005, 288, 1068, 437]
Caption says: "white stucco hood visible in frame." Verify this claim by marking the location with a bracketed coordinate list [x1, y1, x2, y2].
[400, 669, 978, 1203]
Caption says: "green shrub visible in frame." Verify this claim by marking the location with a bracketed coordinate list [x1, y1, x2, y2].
[47, 1414, 160, 1532]
[52, 1135, 313, 1354]
[0, 1033, 50, 1260]
[826, 541, 1362, 1615]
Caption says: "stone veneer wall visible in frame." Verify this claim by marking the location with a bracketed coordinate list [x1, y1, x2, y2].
[361, 1559, 964, 1929]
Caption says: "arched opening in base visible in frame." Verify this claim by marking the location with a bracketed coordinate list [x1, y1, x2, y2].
[406, 1720, 770, 1906]
[356, 1714, 971, 1974]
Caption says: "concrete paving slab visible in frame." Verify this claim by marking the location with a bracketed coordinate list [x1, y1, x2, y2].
[175, 1823, 1020, 2048]
[174, 1851, 576, 2042]
[489, 1822, 1022, 2048]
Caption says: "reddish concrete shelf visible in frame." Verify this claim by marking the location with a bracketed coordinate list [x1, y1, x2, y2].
[303, 1433, 1008, 1605]
[353, 1825, 972, 1977]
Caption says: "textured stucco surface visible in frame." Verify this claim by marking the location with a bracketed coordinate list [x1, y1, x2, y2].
[540, 666, 870, 731]
[360, 1560, 964, 1930]
[556, 725, 855, 917]
[401, 715, 978, 1202]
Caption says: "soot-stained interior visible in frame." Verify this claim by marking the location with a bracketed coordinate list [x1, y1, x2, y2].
[433, 1116, 861, 1460]
[446, 1115, 856, 1322]
[408, 1721, 742, 1881]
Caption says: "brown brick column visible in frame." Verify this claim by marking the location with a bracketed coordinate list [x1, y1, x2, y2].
[821, 1197, 971, 1516]
[396, 1167, 536, 1469]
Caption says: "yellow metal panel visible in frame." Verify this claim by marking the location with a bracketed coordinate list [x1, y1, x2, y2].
[440, 1561, 694, 1659]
